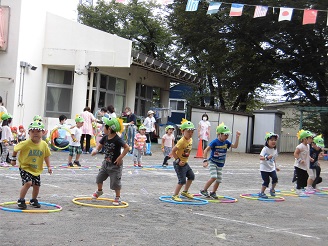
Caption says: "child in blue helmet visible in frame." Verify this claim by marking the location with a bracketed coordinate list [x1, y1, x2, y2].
[258, 132, 280, 199]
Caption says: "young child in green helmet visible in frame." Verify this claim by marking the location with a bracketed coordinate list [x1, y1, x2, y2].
[67, 116, 84, 167]
[171, 119, 195, 202]
[200, 122, 240, 199]
[161, 125, 175, 166]
[258, 132, 280, 199]
[10, 121, 52, 209]
[91, 117, 129, 206]
[1, 113, 13, 167]
[133, 125, 147, 167]
[293, 129, 314, 196]
[307, 134, 325, 189]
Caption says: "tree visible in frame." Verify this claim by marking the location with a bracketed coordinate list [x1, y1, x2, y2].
[77, 0, 173, 61]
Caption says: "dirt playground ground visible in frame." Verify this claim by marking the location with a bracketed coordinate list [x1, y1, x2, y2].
[0, 144, 328, 246]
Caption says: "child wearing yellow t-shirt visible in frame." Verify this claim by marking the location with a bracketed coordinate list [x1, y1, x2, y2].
[11, 121, 52, 209]
[171, 120, 195, 202]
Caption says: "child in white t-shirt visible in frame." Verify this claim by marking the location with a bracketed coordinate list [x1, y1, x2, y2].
[161, 125, 175, 166]
[67, 116, 84, 167]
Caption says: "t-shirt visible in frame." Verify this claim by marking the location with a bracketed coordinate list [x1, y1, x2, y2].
[99, 134, 126, 163]
[134, 133, 147, 150]
[198, 120, 211, 141]
[14, 139, 51, 176]
[294, 143, 310, 171]
[0, 125, 13, 142]
[310, 145, 321, 169]
[143, 117, 156, 133]
[69, 127, 82, 147]
[174, 137, 192, 163]
[162, 133, 175, 148]
[208, 138, 232, 167]
[260, 146, 278, 172]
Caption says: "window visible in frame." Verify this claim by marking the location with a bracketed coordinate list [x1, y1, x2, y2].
[135, 83, 160, 116]
[45, 69, 73, 118]
[170, 99, 186, 111]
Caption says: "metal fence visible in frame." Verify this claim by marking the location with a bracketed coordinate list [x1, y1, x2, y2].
[279, 134, 299, 153]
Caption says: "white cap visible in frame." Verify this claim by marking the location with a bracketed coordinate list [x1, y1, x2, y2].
[147, 110, 154, 115]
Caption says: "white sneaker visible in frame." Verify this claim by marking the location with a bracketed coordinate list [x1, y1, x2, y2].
[296, 189, 306, 196]
[112, 197, 122, 206]
[0, 162, 10, 167]
[305, 186, 315, 193]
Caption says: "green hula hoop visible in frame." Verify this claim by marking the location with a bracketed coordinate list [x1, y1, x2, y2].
[46, 126, 72, 150]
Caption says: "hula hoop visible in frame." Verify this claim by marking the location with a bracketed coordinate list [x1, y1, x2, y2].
[59, 164, 90, 170]
[194, 194, 237, 203]
[0, 201, 62, 213]
[46, 126, 72, 150]
[240, 193, 285, 202]
[159, 195, 208, 205]
[72, 197, 128, 208]
[275, 190, 309, 198]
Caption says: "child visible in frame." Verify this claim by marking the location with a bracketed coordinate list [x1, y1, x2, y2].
[161, 125, 175, 166]
[200, 123, 240, 199]
[68, 116, 84, 167]
[17, 125, 26, 142]
[133, 125, 147, 167]
[171, 119, 195, 202]
[11, 126, 18, 144]
[258, 132, 280, 198]
[10, 121, 52, 209]
[91, 117, 129, 206]
[308, 134, 324, 189]
[1, 113, 13, 167]
[293, 129, 313, 196]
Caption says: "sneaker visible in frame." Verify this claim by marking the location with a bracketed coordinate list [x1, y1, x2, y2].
[172, 195, 182, 202]
[138, 164, 142, 167]
[200, 190, 209, 197]
[181, 191, 194, 199]
[296, 189, 306, 196]
[133, 163, 137, 167]
[68, 162, 74, 167]
[30, 198, 41, 208]
[17, 199, 27, 209]
[305, 186, 315, 194]
[209, 192, 219, 199]
[112, 197, 122, 206]
[74, 161, 81, 167]
[162, 163, 168, 166]
[270, 189, 276, 197]
[0, 162, 10, 167]
[258, 192, 268, 199]
[92, 190, 103, 199]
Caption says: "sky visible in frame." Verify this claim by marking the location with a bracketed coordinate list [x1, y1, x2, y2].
[46, 0, 80, 22]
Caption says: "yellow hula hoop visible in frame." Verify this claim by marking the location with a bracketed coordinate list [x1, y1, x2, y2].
[72, 197, 129, 208]
[46, 126, 72, 150]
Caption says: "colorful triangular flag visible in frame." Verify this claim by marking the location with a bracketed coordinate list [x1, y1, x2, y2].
[229, 3, 244, 17]
[207, 2, 222, 15]
[186, 0, 199, 12]
[303, 9, 318, 25]
[253, 6, 268, 18]
[278, 7, 293, 22]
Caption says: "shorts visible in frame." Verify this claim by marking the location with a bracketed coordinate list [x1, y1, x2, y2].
[173, 160, 195, 185]
[69, 145, 82, 156]
[96, 160, 123, 190]
[209, 162, 223, 183]
[19, 168, 41, 186]
[163, 146, 172, 157]
[307, 168, 316, 180]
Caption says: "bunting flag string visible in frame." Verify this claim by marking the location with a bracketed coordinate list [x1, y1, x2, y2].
[184, 0, 328, 26]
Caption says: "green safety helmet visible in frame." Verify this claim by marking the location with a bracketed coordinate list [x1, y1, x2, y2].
[33, 115, 43, 121]
[75, 116, 84, 123]
[297, 129, 313, 140]
[265, 132, 279, 141]
[28, 121, 45, 131]
[165, 125, 175, 131]
[1, 113, 12, 121]
[313, 134, 324, 148]
[216, 122, 231, 135]
[102, 116, 123, 133]
[180, 119, 195, 131]
[139, 124, 146, 130]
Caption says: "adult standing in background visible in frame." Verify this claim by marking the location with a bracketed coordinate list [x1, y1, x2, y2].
[80, 106, 97, 154]
[107, 105, 117, 118]
[198, 113, 211, 150]
[122, 107, 136, 153]
[143, 110, 156, 155]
